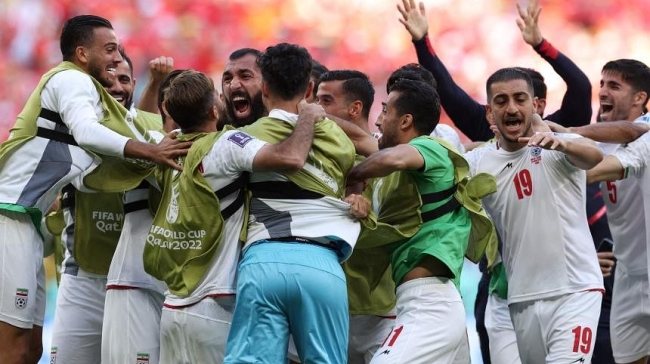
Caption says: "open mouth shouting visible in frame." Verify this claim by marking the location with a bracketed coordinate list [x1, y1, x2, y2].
[504, 118, 523, 133]
[231, 93, 251, 118]
[599, 102, 614, 121]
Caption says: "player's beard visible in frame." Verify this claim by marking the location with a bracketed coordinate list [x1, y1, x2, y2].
[88, 57, 114, 88]
[226, 91, 266, 127]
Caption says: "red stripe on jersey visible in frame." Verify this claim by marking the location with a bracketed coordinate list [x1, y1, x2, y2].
[163, 293, 236, 309]
[425, 35, 436, 56]
[106, 284, 139, 291]
[587, 206, 607, 225]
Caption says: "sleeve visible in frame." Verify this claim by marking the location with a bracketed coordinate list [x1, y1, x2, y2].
[48, 71, 130, 157]
[534, 40, 592, 127]
[413, 35, 494, 141]
[207, 130, 268, 174]
[613, 132, 650, 175]
[408, 137, 447, 174]
[463, 147, 484, 178]
[431, 124, 465, 153]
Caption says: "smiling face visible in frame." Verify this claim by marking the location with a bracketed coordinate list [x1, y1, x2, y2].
[487, 78, 536, 150]
[84, 27, 122, 87]
[221, 53, 266, 127]
[105, 61, 135, 107]
[599, 71, 641, 122]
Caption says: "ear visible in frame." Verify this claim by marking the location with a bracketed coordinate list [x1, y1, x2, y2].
[633, 91, 648, 108]
[349, 100, 362, 119]
[535, 97, 546, 115]
[162, 102, 169, 119]
[486, 104, 495, 124]
[399, 114, 413, 131]
[132, 77, 137, 89]
[261, 82, 270, 99]
[304, 80, 315, 100]
[76, 46, 89, 64]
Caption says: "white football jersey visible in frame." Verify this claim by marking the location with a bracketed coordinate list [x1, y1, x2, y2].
[163, 130, 266, 307]
[465, 142, 603, 304]
[598, 114, 650, 274]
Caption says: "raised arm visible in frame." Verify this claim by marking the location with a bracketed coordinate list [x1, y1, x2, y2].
[137, 56, 175, 113]
[398, 0, 492, 141]
[348, 144, 424, 183]
[251, 100, 322, 172]
[516, 0, 592, 127]
[520, 133, 603, 170]
[547, 120, 649, 143]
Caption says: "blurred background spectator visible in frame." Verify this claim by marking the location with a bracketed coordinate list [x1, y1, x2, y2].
[1, 0, 647, 363]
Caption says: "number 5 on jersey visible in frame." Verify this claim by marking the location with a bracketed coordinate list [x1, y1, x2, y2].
[513, 169, 533, 200]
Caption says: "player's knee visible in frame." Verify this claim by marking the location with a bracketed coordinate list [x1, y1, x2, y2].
[1, 343, 31, 364]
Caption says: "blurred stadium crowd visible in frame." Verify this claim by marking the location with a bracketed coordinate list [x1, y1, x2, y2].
[1, 0, 649, 140]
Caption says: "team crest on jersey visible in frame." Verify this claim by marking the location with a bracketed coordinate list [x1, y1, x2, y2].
[530, 147, 542, 164]
[166, 183, 180, 224]
[136, 352, 150, 364]
[50, 347, 57, 364]
[14, 288, 28, 309]
[228, 131, 253, 147]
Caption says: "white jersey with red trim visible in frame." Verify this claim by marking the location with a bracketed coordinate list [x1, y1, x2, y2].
[164, 130, 266, 308]
[465, 142, 603, 304]
[598, 114, 650, 275]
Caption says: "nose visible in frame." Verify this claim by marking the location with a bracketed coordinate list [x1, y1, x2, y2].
[230, 77, 242, 89]
[375, 114, 383, 128]
[598, 86, 608, 99]
[506, 99, 518, 114]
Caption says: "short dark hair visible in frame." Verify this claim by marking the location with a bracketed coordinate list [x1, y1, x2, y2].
[228, 48, 262, 61]
[389, 79, 441, 135]
[163, 70, 216, 130]
[387, 63, 437, 93]
[257, 43, 312, 101]
[311, 59, 329, 91]
[319, 70, 375, 119]
[603, 59, 650, 107]
[516, 67, 546, 99]
[60, 15, 113, 61]
[486, 67, 534, 100]
[118, 47, 133, 77]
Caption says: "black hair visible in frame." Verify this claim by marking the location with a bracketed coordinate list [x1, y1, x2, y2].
[163, 70, 216, 130]
[515, 67, 546, 99]
[158, 69, 188, 124]
[387, 63, 437, 93]
[60, 15, 113, 61]
[311, 59, 329, 92]
[118, 47, 133, 76]
[603, 59, 650, 107]
[389, 79, 441, 135]
[485, 67, 534, 100]
[257, 43, 312, 101]
[228, 48, 262, 61]
[318, 70, 375, 118]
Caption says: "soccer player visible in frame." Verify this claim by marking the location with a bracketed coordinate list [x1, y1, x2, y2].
[348, 78, 493, 364]
[144, 68, 326, 364]
[221, 48, 266, 127]
[101, 64, 182, 364]
[464, 67, 603, 364]
[0, 15, 187, 363]
[224, 43, 363, 364]
[316, 69, 396, 364]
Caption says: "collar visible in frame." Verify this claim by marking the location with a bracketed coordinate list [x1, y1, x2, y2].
[268, 109, 299, 124]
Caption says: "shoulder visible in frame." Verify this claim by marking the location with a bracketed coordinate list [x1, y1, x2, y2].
[48, 69, 94, 88]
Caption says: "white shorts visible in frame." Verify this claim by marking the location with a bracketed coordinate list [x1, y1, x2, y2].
[349, 313, 396, 364]
[50, 273, 107, 364]
[610, 264, 650, 363]
[510, 290, 602, 364]
[369, 277, 468, 364]
[485, 294, 521, 364]
[102, 288, 164, 364]
[159, 295, 235, 364]
[0, 210, 46, 329]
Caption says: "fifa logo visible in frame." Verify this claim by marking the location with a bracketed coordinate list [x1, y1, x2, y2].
[166, 184, 180, 224]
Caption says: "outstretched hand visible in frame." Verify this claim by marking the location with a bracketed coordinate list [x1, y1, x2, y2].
[397, 0, 429, 41]
[516, 0, 543, 47]
[151, 131, 193, 171]
[518, 132, 566, 152]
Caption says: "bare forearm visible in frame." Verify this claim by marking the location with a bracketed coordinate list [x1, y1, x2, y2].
[123, 139, 156, 160]
[137, 79, 164, 114]
[564, 139, 603, 170]
[328, 114, 378, 156]
[587, 155, 624, 184]
[348, 149, 402, 182]
[569, 122, 649, 143]
[268, 114, 316, 170]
